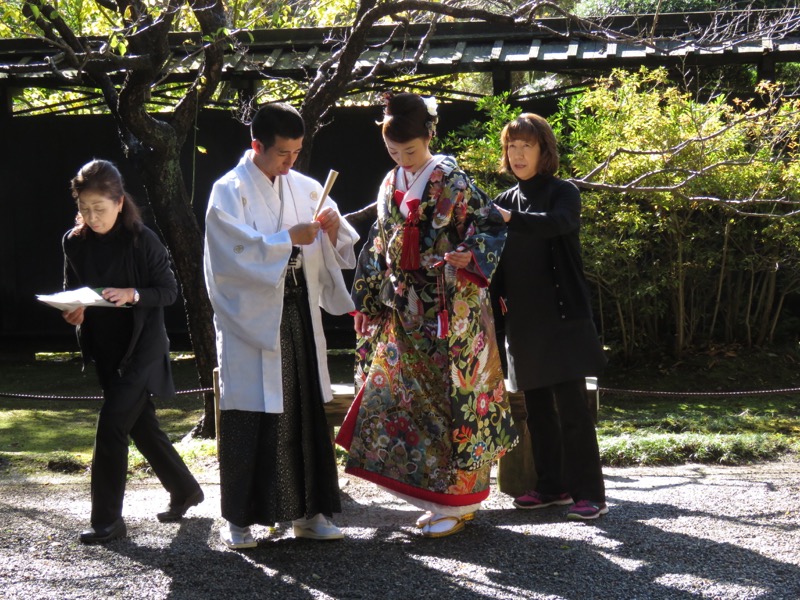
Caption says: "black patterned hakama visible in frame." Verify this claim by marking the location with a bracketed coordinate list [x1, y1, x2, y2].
[218, 267, 341, 527]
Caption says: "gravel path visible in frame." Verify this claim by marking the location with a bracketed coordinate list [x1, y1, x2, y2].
[2, 458, 799, 599]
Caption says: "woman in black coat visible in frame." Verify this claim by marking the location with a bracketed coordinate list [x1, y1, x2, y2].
[62, 160, 203, 543]
[492, 114, 608, 520]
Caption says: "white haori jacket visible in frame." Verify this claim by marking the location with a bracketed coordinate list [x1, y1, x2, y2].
[204, 150, 358, 413]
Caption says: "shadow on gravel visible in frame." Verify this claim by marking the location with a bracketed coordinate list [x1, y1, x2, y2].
[103, 502, 800, 599]
[3, 463, 799, 599]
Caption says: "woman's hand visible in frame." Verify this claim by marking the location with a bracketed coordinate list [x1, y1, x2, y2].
[493, 203, 512, 223]
[353, 312, 372, 337]
[444, 249, 472, 269]
[62, 306, 85, 326]
[101, 287, 136, 307]
[316, 206, 340, 245]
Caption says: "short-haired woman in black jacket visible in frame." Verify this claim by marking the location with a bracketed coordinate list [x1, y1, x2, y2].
[492, 114, 609, 520]
[62, 159, 203, 543]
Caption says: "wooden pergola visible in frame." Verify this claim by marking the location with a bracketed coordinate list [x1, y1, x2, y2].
[1, 9, 799, 116]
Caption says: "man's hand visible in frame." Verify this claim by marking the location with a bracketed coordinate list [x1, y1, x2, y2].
[289, 222, 322, 245]
[316, 206, 340, 245]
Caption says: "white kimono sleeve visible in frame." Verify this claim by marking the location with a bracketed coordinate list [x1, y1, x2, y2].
[204, 183, 292, 352]
[317, 197, 359, 316]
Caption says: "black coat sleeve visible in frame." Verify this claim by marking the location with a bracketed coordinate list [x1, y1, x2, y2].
[502, 180, 581, 240]
[135, 228, 178, 308]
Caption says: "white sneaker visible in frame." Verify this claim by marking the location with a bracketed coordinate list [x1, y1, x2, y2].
[292, 513, 344, 540]
[220, 522, 257, 549]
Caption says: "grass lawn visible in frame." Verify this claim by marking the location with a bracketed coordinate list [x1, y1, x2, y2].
[1, 345, 799, 475]
[0, 353, 209, 474]
[596, 344, 800, 465]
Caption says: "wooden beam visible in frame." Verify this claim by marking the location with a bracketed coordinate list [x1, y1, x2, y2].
[492, 68, 512, 95]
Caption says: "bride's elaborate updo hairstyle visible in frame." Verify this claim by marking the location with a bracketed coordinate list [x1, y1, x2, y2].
[379, 92, 438, 143]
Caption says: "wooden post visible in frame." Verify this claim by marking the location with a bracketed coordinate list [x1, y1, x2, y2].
[327, 384, 355, 445]
[213, 367, 221, 457]
[586, 376, 599, 424]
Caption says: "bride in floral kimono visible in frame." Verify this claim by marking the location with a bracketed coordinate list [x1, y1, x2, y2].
[336, 92, 517, 538]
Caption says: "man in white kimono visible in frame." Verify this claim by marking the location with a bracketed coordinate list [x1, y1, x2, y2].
[204, 103, 358, 549]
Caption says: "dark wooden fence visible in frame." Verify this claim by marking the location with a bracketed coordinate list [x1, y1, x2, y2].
[1, 101, 556, 357]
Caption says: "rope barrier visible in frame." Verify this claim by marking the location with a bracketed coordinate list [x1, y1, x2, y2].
[1, 385, 798, 402]
[597, 386, 800, 397]
[0, 388, 213, 401]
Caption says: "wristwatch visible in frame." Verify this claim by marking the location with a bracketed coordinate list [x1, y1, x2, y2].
[132, 289, 140, 305]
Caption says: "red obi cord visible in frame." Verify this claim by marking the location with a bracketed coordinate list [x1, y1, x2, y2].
[399, 197, 421, 271]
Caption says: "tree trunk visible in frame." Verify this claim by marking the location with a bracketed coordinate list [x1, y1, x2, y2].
[755, 268, 776, 347]
[673, 229, 686, 357]
[138, 144, 218, 438]
[745, 266, 755, 346]
[709, 219, 730, 340]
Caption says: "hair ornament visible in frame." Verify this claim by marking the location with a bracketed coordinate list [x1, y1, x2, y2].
[423, 96, 438, 117]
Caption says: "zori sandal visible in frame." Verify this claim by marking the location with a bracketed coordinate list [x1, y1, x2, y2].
[417, 511, 475, 529]
[421, 515, 466, 538]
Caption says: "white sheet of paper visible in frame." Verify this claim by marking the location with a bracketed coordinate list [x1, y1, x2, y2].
[36, 287, 118, 311]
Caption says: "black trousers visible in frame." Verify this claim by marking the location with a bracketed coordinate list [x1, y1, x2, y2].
[90, 372, 199, 527]
[524, 378, 605, 503]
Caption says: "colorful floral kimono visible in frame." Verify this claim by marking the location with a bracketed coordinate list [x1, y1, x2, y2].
[337, 155, 518, 512]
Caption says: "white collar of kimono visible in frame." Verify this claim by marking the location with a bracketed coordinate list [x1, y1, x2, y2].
[396, 154, 445, 217]
[242, 150, 299, 232]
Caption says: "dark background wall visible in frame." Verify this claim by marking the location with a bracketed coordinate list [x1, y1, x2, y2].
[1, 100, 531, 356]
